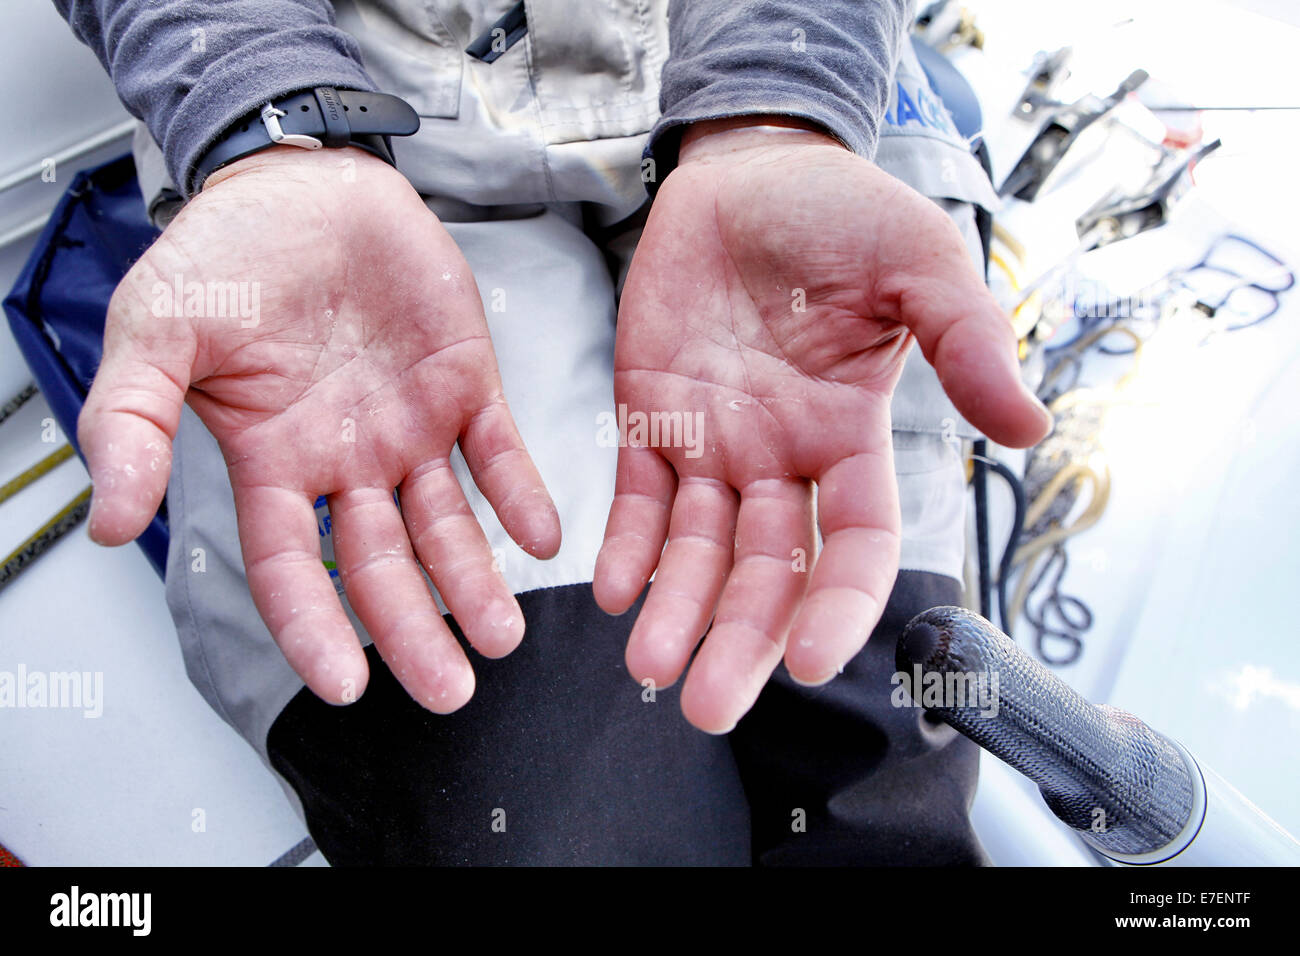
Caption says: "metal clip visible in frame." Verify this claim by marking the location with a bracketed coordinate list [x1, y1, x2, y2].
[1000, 70, 1149, 201]
[1014, 47, 1073, 119]
[1075, 139, 1222, 251]
[260, 103, 322, 150]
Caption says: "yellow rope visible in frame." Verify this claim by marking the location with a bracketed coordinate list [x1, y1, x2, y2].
[0, 485, 93, 593]
[0, 443, 74, 507]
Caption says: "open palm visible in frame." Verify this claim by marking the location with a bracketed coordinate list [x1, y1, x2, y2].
[80, 147, 560, 712]
[594, 129, 1050, 733]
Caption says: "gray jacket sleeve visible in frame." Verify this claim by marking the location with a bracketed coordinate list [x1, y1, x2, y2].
[649, 0, 912, 180]
[53, 0, 376, 195]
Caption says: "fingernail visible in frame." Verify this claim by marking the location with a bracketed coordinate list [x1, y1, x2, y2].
[1024, 386, 1054, 431]
[788, 668, 838, 688]
[86, 492, 106, 544]
[492, 602, 524, 637]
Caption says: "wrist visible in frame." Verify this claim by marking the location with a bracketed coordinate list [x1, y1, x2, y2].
[201, 143, 390, 192]
[677, 116, 846, 165]
[189, 87, 418, 195]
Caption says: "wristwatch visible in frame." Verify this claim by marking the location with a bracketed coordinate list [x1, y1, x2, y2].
[190, 86, 420, 192]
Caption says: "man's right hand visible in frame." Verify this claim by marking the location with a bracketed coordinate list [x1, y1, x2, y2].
[79, 145, 560, 712]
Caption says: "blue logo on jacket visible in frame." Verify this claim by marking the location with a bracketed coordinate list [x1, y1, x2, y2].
[885, 79, 959, 137]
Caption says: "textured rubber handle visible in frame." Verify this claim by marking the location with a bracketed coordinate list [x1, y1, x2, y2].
[896, 606, 1195, 856]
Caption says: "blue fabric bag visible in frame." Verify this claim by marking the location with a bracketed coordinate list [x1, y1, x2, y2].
[4, 155, 168, 577]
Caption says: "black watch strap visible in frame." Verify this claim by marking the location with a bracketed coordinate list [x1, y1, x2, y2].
[190, 87, 420, 193]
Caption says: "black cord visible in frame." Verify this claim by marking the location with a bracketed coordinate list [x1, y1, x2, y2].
[1203, 234, 1295, 294]
[1039, 350, 1083, 404]
[1023, 544, 1090, 666]
[1013, 233, 1292, 667]
[0, 383, 38, 428]
[1182, 235, 1294, 333]
[970, 453, 1025, 636]
[1044, 311, 1107, 353]
[1049, 233, 1294, 355]
[972, 439, 993, 620]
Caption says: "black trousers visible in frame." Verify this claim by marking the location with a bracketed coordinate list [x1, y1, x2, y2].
[267, 570, 987, 865]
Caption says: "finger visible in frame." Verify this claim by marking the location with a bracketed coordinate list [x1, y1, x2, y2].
[400, 458, 525, 659]
[329, 486, 476, 713]
[235, 484, 370, 705]
[680, 477, 813, 733]
[623, 475, 738, 688]
[894, 240, 1052, 448]
[78, 288, 196, 545]
[459, 398, 561, 559]
[783, 449, 901, 686]
[593, 443, 676, 615]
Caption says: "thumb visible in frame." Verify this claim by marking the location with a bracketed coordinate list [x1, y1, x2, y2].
[896, 246, 1052, 449]
[77, 286, 196, 545]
